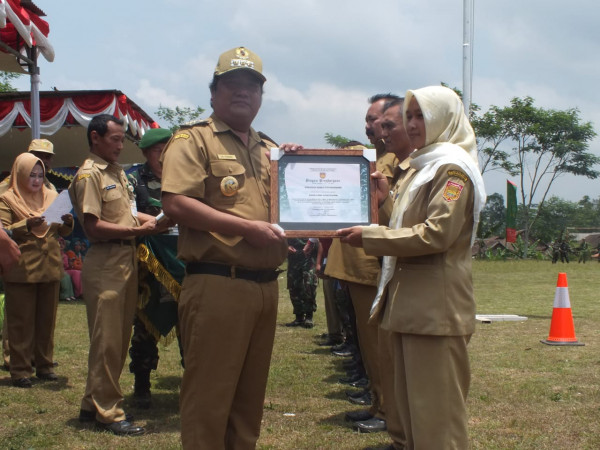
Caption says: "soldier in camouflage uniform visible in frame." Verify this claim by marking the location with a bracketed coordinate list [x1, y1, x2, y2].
[127, 128, 183, 408]
[285, 238, 319, 328]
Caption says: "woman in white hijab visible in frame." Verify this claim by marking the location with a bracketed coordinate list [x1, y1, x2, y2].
[338, 85, 486, 449]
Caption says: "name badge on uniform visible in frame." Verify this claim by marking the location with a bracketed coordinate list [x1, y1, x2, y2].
[130, 199, 138, 217]
[105, 184, 117, 190]
[220, 176, 239, 197]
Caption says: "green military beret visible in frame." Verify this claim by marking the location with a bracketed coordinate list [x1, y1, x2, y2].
[138, 128, 173, 149]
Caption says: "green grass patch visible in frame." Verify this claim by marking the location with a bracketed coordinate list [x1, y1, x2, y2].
[0, 260, 599, 448]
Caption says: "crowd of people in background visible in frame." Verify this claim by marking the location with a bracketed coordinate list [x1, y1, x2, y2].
[0, 46, 488, 449]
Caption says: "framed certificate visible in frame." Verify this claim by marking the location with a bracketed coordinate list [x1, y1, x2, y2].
[270, 148, 378, 237]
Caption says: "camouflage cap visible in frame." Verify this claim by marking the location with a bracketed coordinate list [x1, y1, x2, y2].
[214, 46, 266, 82]
[28, 138, 54, 155]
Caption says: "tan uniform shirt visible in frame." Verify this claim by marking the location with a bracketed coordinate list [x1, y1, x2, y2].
[362, 162, 475, 336]
[160, 115, 287, 269]
[0, 203, 70, 283]
[68, 153, 139, 241]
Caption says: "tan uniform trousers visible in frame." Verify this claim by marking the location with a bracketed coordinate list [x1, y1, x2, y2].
[378, 327, 406, 448]
[386, 332, 471, 450]
[2, 313, 9, 367]
[347, 281, 384, 419]
[179, 273, 278, 450]
[4, 281, 59, 379]
[322, 277, 343, 340]
[80, 243, 138, 424]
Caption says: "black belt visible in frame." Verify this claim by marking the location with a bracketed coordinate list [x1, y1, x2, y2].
[186, 262, 281, 283]
[96, 239, 135, 246]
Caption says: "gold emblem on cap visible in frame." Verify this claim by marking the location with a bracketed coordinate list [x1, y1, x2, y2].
[220, 176, 239, 197]
[235, 47, 249, 59]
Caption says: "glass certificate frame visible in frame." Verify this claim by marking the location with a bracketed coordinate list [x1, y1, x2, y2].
[270, 148, 378, 237]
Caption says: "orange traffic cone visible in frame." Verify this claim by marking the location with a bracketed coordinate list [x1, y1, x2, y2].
[541, 273, 584, 346]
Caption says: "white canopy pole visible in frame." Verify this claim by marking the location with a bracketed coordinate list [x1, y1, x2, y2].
[29, 48, 41, 139]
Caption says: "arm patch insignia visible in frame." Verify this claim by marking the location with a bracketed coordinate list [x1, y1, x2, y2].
[447, 169, 468, 183]
[442, 181, 464, 202]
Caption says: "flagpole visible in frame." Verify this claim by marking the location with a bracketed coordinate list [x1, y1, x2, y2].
[462, 0, 474, 116]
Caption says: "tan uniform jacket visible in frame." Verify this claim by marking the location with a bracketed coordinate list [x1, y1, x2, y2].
[160, 115, 287, 269]
[0, 202, 71, 283]
[324, 151, 398, 285]
[68, 153, 139, 241]
[362, 162, 475, 336]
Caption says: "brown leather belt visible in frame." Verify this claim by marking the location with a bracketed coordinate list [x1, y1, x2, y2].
[186, 262, 281, 283]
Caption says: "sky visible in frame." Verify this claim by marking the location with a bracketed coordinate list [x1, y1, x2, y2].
[11, 0, 600, 202]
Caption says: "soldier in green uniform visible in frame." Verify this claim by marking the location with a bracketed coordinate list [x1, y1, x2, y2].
[127, 127, 183, 409]
[285, 238, 319, 328]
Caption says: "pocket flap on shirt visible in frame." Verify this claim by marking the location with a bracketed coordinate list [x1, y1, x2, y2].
[210, 160, 246, 177]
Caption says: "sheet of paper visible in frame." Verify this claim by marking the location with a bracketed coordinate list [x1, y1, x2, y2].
[43, 190, 73, 224]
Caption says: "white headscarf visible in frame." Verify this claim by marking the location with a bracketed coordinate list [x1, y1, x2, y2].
[371, 86, 486, 314]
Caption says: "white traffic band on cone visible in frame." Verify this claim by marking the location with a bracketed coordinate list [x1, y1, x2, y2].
[553, 287, 571, 308]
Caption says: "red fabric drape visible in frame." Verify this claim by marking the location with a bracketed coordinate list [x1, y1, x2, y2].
[6, 0, 31, 26]
[29, 13, 49, 36]
[0, 100, 16, 118]
[71, 93, 115, 114]
[19, 98, 65, 120]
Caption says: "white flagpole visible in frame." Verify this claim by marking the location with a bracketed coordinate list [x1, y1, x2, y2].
[462, 0, 474, 116]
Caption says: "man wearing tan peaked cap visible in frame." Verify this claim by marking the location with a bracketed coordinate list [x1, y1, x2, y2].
[161, 46, 301, 449]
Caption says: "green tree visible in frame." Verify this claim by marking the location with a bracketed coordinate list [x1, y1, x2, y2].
[471, 109, 515, 175]
[526, 196, 576, 243]
[474, 97, 598, 256]
[477, 193, 505, 238]
[155, 105, 205, 132]
[0, 71, 22, 92]
[572, 195, 600, 228]
[324, 133, 352, 148]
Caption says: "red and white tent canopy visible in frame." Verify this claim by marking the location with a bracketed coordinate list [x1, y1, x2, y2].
[0, 90, 159, 169]
[0, 0, 53, 73]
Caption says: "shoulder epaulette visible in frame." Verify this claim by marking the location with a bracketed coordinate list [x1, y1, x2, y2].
[258, 131, 279, 147]
[81, 159, 94, 170]
[180, 118, 210, 128]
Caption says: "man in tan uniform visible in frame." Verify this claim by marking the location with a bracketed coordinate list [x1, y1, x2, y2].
[69, 114, 157, 436]
[371, 97, 414, 447]
[161, 47, 295, 449]
[325, 94, 400, 433]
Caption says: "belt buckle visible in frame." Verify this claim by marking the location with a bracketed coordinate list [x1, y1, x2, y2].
[230, 265, 236, 279]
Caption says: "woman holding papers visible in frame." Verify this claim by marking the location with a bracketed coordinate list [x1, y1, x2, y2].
[0, 153, 73, 388]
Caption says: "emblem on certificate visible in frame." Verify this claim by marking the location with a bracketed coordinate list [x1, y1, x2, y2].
[220, 176, 239, 196]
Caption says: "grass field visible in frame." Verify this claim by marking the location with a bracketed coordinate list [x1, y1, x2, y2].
[0, 260, 599, 449]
